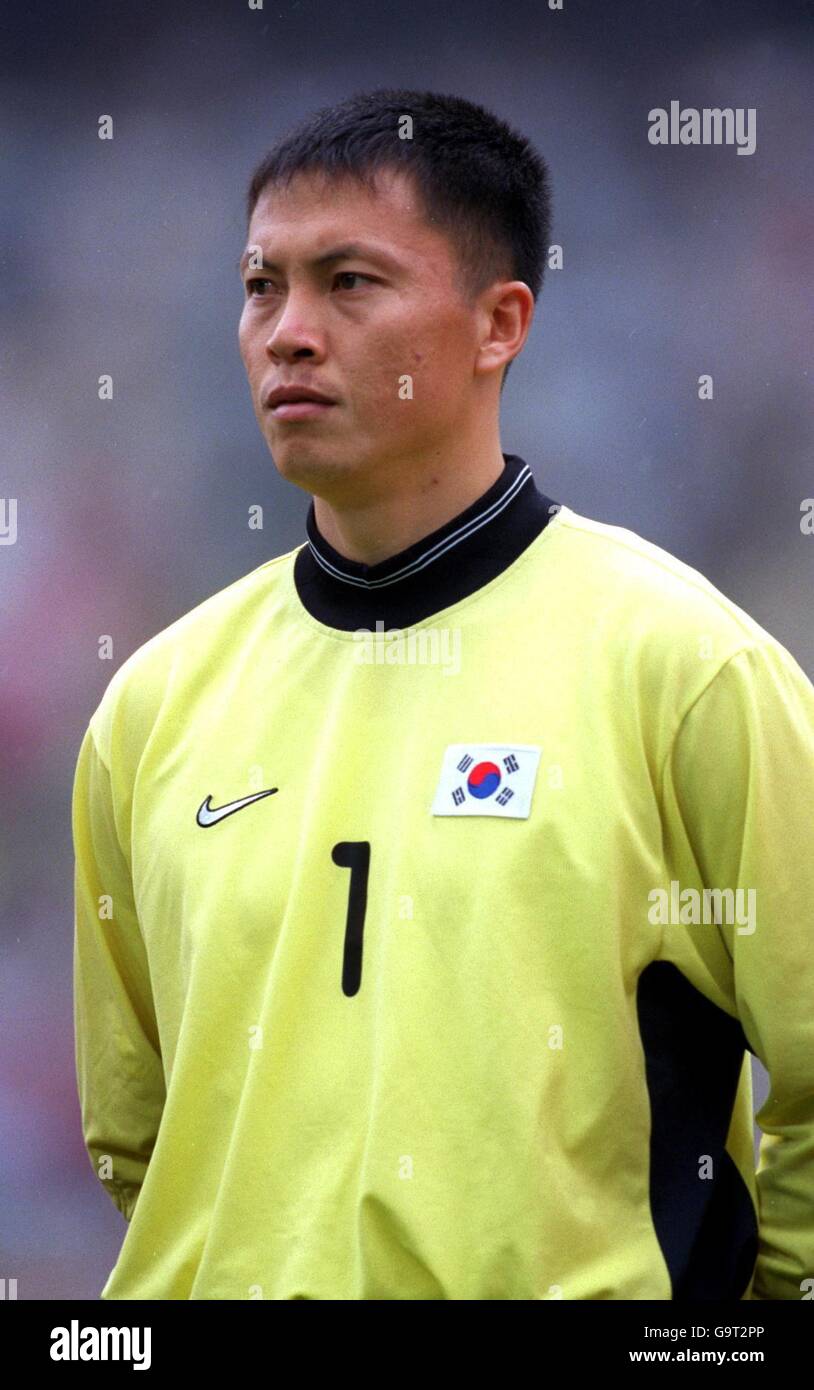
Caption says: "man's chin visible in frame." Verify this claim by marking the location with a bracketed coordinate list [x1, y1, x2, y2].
[269, 440, 355, 495]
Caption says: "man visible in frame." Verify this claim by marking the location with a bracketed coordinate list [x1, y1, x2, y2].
[72, 88, 814, 1300]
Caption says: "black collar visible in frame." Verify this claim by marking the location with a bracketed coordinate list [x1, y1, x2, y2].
[292, 453, 560, 630]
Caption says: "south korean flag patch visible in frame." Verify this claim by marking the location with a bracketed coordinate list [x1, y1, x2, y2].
[431, 744, 542, 819]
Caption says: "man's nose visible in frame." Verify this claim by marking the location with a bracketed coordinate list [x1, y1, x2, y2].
[265, 290, 325, 360]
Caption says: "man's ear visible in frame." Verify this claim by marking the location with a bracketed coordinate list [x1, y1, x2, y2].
[476, 279, 534, 383]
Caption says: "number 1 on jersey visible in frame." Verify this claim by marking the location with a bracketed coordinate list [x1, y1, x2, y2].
[331, 841, 371, 997]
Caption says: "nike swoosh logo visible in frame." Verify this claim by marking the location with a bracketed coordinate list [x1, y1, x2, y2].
[196, 788, 278, 827]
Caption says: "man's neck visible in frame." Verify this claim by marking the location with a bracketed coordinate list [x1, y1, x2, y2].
[294, 453, 560, 631]
[312, 437, 508, 567]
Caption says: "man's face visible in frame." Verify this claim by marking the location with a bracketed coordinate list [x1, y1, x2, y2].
[238, 167, 489, 502]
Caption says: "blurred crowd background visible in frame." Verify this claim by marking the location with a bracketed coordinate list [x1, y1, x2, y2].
[1, 0, 812, 1298]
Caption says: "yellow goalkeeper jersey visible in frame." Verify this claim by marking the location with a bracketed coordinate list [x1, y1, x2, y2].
[72, 453, 814, 1300]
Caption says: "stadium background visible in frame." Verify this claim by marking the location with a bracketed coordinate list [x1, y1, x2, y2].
[1, 0, 811, 1298]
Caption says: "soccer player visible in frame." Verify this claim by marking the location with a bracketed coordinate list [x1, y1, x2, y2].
[72, 88, 814, 1300]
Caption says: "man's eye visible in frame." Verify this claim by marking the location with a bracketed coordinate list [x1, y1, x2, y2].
[334, 272, 370, 290]
[245, 272, 371, 298]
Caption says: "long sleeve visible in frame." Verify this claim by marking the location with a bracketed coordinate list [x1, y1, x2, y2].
[660, 639, 814, 1300]
[72, 722, 166, 1221]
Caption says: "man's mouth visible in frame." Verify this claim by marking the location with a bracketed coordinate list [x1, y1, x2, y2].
[269, 400, 337, 420]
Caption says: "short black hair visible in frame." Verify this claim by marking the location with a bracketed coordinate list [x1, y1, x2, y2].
[245, 88, 552, 386]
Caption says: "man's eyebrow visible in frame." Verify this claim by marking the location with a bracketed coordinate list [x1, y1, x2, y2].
[236, 241, 402, 274]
